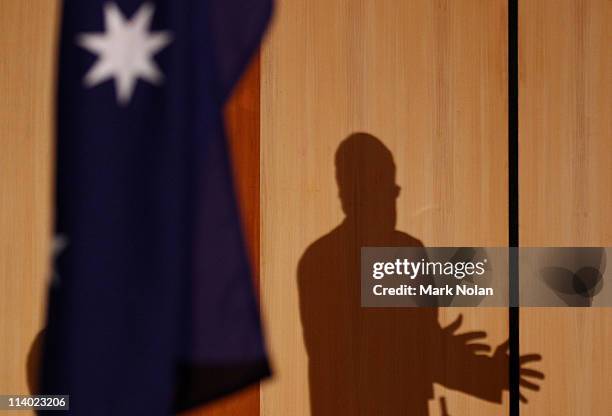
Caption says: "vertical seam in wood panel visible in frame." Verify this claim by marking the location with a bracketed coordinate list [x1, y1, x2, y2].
[508, 0, 519, 415]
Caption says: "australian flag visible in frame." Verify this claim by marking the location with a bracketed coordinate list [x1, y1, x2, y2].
[41, 0, 272, 414]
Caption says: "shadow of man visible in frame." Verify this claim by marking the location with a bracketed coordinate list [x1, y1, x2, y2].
[297, 133, 542, 415]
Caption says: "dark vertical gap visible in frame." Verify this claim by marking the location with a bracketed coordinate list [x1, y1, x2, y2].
[508, 0, 520, 415]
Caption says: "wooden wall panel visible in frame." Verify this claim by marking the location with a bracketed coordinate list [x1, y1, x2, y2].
[519, 0, 612, 414]
[0, 1, 59, 414]
[261, 1, 509, 415]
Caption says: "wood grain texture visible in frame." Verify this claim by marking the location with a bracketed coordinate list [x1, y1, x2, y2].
[519, 0, 612, 414]
[185, 53, 262, 416]
[0, 0, 59, 414]
[261, 1, 509, 415]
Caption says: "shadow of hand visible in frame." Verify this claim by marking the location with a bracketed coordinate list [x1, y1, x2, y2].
[442, 314, 491, 355]
[438, 314, 544, 405]
[491, 339, 544, 403]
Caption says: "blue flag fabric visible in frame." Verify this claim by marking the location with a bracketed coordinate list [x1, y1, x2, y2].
[41, 1, 272, 414]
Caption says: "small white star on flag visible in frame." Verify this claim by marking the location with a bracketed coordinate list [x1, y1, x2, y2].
[51, 234, 69, 285]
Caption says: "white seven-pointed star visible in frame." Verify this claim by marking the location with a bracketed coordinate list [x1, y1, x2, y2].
[77, 2, 173, 105]
[51, 234, 68, 285]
